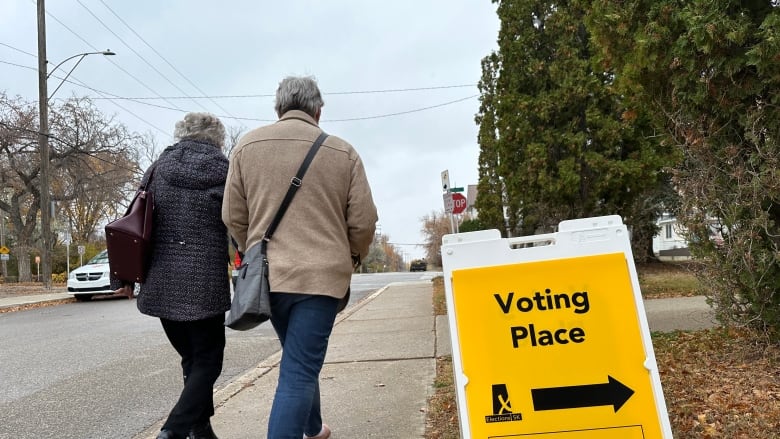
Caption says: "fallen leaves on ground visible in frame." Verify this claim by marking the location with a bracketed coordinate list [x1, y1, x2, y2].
[0, 298, 75, 313]
[654, 327, 780, 438]
[425, 355, 459, 439]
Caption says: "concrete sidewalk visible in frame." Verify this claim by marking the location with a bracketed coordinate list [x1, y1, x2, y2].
[643, 295, 718, 332]
[133, 281, 443, 439]
[0, 291, 73, 310]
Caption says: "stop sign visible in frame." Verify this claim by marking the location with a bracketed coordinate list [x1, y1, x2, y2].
[452, 192, 467, 214]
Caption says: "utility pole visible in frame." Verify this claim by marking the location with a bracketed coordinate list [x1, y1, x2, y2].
[37, 0, 52, 288]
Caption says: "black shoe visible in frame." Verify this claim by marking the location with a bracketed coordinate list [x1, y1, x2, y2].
[189, 421, 219, 439]
[156, 429, 186, 439]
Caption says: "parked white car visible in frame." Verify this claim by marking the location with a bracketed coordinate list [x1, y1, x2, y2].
[67, 249, 137, 301]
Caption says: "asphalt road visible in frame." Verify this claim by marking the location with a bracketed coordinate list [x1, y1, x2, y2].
[0, 271, 434, 439]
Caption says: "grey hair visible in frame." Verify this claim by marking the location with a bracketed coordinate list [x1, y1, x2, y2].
[173, 112, 226, 148]
[274, 76, 324, 118]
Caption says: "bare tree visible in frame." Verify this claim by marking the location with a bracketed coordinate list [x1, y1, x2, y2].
[0, 93, 47, 281]
[50, 98, 141, 243]
[224, 124, 246, 158]
[0, 93, 140, 280]
[136, 131, 162, 170]
[420, 210, 453, 268]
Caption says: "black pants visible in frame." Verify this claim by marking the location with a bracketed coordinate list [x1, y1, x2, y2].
[160, 314, 226, 436]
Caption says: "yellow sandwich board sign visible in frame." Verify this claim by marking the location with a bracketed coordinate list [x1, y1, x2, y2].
[441, 216, 673, 438]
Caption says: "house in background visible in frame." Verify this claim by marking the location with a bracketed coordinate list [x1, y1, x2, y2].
[652, 213, 724, 261]
[653, 214, 690, 260]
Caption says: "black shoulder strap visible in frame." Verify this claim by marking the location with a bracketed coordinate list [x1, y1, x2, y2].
[264, 131, 329, 241]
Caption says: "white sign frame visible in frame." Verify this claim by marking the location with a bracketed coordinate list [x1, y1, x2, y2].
[440, 215, 673, 438]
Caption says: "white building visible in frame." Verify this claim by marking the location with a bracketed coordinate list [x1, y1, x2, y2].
[653, 213, 688, 256]
[652, 213, 724, 260]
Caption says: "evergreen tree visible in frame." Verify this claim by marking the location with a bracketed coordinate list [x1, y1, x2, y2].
[475, 53, 509, 235]
[588, 0, 780, 334]
[475, 0, 676, 259]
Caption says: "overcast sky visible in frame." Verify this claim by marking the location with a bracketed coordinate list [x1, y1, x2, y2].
[1, 1, 500, 261]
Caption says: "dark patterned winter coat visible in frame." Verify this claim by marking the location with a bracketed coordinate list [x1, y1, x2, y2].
[135, 139, 231, 321]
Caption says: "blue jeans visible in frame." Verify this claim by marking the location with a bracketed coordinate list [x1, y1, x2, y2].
[267, 293, 339, 439]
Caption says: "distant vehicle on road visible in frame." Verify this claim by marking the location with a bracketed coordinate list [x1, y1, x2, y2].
[409, 259, 428, 272]
[67, 250, 136, 301]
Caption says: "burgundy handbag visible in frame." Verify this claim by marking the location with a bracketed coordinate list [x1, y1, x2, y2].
[105, 167, 155, 283]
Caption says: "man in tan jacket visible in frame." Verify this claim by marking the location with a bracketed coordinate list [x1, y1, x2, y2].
[222, 76, 377, 439]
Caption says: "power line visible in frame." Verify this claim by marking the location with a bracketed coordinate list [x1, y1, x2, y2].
[63, 74, 170, 136]
[0, 59, 171, 135]
[0, 42, 37, 58]
[86, 83, 480, 100]
[62, 77, 272, 122]
[74, 0, 209, 113]
[43, 6, 187, 112]
[0, 47, 476, 100]
[95, 0, 239, 119]
[56, 80, 479, 123]
[326, 84, 478, 95]
[3, 58, 478, 123]
[322, 95, 478, 122]
[2, 25, 172, 136]
[0, 59, 35, 70]
[0, 58, 264, 122]
[0, 120, 141, 176]
[0, 63, 478, 123]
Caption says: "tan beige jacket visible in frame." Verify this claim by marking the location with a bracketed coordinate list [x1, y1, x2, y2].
[222, 110, 378, 299]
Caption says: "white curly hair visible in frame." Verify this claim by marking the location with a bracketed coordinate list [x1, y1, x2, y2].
[173, 112, 226, 148]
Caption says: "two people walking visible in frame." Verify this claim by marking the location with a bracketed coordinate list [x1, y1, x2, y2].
[115, 76, 377, 439]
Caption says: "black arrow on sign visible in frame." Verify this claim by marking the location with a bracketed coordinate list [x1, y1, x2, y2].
[531, 376, 634, 413]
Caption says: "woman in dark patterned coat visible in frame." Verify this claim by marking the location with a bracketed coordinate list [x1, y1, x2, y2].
[114, 112, 231, 439]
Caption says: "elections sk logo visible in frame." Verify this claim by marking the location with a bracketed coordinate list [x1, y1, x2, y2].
[485, 384, 523, 423]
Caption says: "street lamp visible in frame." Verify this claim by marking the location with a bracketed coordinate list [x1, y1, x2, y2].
[37, 0, 115, 287]
[47, 50, 115, 100]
